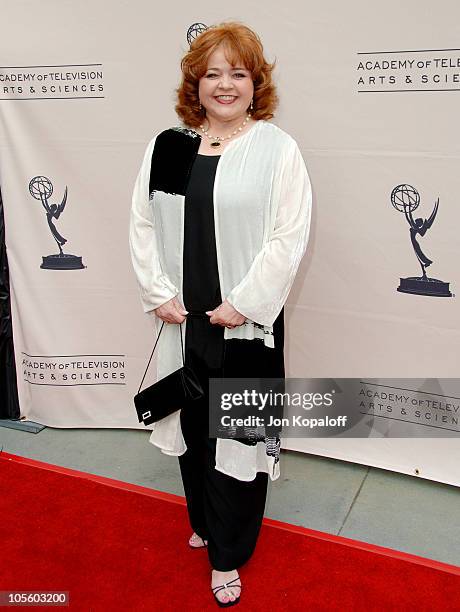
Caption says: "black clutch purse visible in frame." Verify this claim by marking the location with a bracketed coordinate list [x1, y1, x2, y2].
[134, 321, 204, 426]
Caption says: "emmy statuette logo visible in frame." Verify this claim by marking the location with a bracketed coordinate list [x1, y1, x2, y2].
[29, 176, 85, 270]
[186, 22, 208, 47]
[391, 184, 451, 297]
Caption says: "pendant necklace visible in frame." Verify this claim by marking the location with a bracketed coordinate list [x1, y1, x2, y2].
[199, 113, 252, 148]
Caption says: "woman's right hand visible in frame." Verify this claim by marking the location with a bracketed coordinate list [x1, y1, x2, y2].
[153, 297, 188, 324]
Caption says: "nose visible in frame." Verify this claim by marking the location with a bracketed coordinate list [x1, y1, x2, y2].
[216, 74, 234, 90]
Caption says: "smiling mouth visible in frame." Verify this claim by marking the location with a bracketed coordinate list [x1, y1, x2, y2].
[214, 95, 238, 104]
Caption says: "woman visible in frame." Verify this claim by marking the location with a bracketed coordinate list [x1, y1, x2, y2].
[129, 21, 312, 607]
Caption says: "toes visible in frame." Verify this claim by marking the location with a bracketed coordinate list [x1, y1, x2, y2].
[218, 586, 239, 603]
[224, 587, 238, 602]
[218, 591, 230, 603]
[189, 533, 208, 547]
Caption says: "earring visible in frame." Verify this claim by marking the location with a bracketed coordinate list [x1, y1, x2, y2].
[250, 99, 254, 110]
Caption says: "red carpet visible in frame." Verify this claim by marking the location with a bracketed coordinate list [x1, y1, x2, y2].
[0, 452, 459, 611]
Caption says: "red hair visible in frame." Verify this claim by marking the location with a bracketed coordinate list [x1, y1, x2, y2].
[175, 21, 279, 128]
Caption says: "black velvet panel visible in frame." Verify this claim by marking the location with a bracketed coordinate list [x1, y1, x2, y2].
[149, 127, 202, 197]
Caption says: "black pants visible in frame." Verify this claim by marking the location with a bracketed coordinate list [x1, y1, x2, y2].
[178, 314, 271, 571]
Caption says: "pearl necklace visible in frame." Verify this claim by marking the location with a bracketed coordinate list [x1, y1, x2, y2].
[199, 113, 252, 148]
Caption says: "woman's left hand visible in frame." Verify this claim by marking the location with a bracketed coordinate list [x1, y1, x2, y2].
[206, 300, 246, 329]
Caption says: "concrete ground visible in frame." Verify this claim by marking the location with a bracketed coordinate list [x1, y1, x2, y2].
[1, 424, 459, 567]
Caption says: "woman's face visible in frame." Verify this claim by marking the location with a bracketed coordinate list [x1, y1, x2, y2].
[198, 45, 254, 123]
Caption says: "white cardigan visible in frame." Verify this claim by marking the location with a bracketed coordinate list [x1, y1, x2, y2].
[129, 119, 312, 481]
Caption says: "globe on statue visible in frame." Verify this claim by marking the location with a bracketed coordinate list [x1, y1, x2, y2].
[391, 183, 420, 213]
[29, 176, 53, 201]
[187, 23, 208, 47]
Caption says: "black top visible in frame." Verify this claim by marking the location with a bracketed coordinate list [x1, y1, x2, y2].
[181, 152, 285, 382]
[183, 154, 222, 312]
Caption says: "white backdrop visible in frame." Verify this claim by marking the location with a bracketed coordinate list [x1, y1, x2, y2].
[1, 0, 459, 486]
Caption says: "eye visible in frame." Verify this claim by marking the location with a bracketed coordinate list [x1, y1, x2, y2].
[205, 72, 247, 78]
